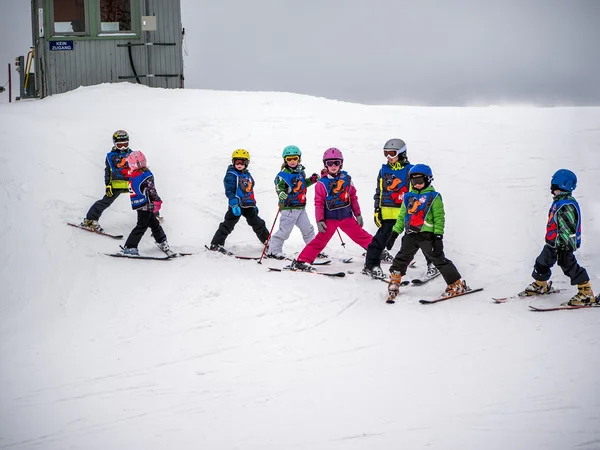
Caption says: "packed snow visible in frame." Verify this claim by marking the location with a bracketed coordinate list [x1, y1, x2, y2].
[1, 83, 599, 449]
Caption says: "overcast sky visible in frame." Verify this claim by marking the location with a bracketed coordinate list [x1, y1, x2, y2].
[2, 1, 599, 105]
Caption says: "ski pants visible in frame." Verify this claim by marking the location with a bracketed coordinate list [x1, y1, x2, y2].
[124, 210, 167, 249]
[297, 217, 372, 264]
[364, 219, 433, 269]
[390, 232, 461, 285]
[267, 209, 315, 255]
[86, 189, 129, 221]
[532, 244, 589, 285]
[211, 207, 270, 246]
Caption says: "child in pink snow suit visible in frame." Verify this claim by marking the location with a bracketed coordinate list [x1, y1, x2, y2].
[290, 148, 373, 271]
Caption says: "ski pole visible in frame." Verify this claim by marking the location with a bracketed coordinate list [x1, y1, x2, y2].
[258, 205, 281, 264]
[336, 229, 346, 247]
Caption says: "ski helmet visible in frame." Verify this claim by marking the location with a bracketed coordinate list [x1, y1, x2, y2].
[282, 145, 302, 158]
[551, 169, 577, 192]
[113, 130, 129, 144]
[383, 138, 406, 152]
[127, 150, 147, 171]
[232, 148, 250, 161]
[409, 164, 433, 188]
[323, 147, 343, 161]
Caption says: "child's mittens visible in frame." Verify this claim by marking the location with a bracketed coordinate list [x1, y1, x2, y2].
[232, 205, 241, 216]
[310, 173, 319, 183]
[356, 215, 364, 227]
[278, 191, 288, 201]
[153, 200, 163, 213]
[374, 208, 382, 228]
[317, 221, 327, 233]
[386, 230, 399, 250]
[320, 168, 328, 178]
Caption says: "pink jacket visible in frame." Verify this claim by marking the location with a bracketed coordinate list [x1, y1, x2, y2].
[314, 174, 362, 222]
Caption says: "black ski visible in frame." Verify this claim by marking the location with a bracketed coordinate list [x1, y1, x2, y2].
[268, 267, 345, 278]
[68, 222, 123, 239]
[105, 253, 171, 260]
[529, 294, 600, 311]
[411, 271, 442, 285]
[419, 287, 484, 304]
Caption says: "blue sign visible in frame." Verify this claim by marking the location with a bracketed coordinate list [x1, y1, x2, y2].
[50, 40, 74, 51]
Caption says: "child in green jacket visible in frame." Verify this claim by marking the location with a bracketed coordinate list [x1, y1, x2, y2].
[384, 164, 466, 303]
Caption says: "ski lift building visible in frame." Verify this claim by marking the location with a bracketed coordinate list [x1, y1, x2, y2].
[30, 0, 184, 98]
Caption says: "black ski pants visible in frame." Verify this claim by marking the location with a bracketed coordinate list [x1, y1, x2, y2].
[390, 232, 461, 285]
[365, 219, 432, 269]
[86, 189, 129, 221]
[211, 207, 270, 246]
[532, 244, 589, 285]
[124, 210, 167, 249]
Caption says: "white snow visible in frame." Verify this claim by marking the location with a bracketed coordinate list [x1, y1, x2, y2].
[1, 83, 599, 450]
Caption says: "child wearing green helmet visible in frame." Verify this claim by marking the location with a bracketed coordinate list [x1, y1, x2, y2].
[266, 145, 320, 259]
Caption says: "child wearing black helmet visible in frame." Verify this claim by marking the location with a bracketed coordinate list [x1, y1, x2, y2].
[80, 130, 132, 231]
[384, 164, 467, 303]
[520, 169, 597, 306]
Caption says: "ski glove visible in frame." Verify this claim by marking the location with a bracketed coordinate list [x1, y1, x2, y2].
[255, 206, 259, 214]
[317, 221, 327, 233]
[105, 185, 113, 197]
[231, 205, 241, 216]
[374, 208, 382, 228]
[434, 234, 443, 241]
[310, 173, 319, 183]
[278, 191, 288, 201]
[356, 215, 364, 228]
[153, 200, 162, 213]
[386, 230, 399, 250]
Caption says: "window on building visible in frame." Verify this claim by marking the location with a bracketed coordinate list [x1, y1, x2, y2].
[100, 0, 133, 32]
[52, 0, 87, 34]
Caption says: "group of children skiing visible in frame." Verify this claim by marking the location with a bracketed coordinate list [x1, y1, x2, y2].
[79, 130, 598, 307]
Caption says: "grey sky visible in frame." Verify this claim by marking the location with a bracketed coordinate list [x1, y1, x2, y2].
[2, 1, 599, 105]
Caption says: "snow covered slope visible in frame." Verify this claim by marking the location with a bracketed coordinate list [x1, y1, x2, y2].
[1, 84, 599, 449]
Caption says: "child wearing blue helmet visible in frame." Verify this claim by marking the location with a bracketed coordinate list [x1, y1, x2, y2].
[520, 169, 597, 306]
[266, 145, 320, 259]
[384, 164, 467, 303]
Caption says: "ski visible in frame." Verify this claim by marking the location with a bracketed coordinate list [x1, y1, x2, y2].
[268, 267, 345, 278]
[493, 289, 563, 303]
[419, 287, 484, 304]
[411, 271, 442, 286]
[105, 253, 171, 260]
[529, 304, 600, 312]
[67, 222, 123, 239]
[204, 246, 331, 265]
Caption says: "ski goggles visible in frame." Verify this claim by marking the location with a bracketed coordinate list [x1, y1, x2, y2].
[233, 159, 248, 166]
[115, 141, 129, 149]
[410, 175, 426, 185]
[325, 159, 342, 167]
[284, 156, 300, 162]
[384, 150, 407, 159]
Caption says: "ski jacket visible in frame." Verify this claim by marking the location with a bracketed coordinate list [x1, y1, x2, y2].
[105, 147, 132, 190]
[392, 185, 445, 235]
[315, 171, 361, 222]
[374, 161, 413, 220]
[274, 164, 317, 210]
[224, 164, 257, 208]
[545, 192, 581, 251]
[128, 168, 162, 211]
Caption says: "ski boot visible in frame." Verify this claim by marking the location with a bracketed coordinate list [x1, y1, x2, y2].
[381, 249, 394, 263]
[122, 247, 139, 256]
[288, 259, 316, 272]
[567, 281, 597, 306]
[427, 262, 440, 278]
[362, 265, 387, 281]
[209, 244, 233, 255]
[441, 279, 468, 298]
[157, 239, 175, 257]
[80, 219, 103, 232]
[518, 280, 554, 297]
[386, 271, 402, 304]
[266, 252, 286, 260]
